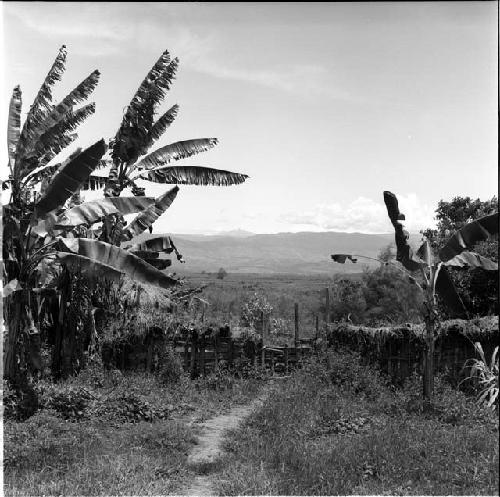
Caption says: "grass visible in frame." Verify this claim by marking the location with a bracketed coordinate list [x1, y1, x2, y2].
[3, 361, 267, 496]
[214, 350, 499, 496]
[181, 271, 362, 325]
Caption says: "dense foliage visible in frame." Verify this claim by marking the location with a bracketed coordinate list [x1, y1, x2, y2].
[422, 196, 498, 316]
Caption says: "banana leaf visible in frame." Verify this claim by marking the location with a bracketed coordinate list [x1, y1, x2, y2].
[24, 103, 96, 169]
[443, 251, 498, 271]
[383, 191, 424, 271]
[144, 104, 179, 150]
[7, 86, 22, 171]
[57, 238, 179, 289]
[131, 250, 160, 259]
[125, 235, 174, 253]
[139, 165, 248, 186]
[135, 138, 218, 170]
[144, 258, 172, 270]
[34, 139, 106, 219]
[34, 70, 100, 141]
[55, 252, 123, 281]
[55, 196, 154, 228]
[123, 186, 179, 240]
[433, 264, 467, 318]
[439, 213, 499, 262]
[331, 254, 358, 263]
[15, 45, 67, 169]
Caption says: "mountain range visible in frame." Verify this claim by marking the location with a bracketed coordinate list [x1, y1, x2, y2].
[135, 230, 423, 275]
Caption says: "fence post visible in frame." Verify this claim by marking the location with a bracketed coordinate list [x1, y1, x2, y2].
[183, 335, 189, 371]
[325, 287, 330, 325]
[294, 302, 300, 350]
[190, 330, 198, 379]
[199, 332, 206, 377]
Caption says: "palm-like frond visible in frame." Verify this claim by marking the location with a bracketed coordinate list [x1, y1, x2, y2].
[55, 252, 122, 281]
[139, 165, 248, 186]
[123, 186, 179, 240]
[112, 51, 179, 166]
[7, 86, 22, 171]
[15, 45, 67, 171]
[135, 138, 218, 170]
[144, 104, 179, 152]
[24, 103, 96, 172]
[34, 139, 107, 218]
[125, 235, 175, 253]
[55, 196, 154, 228]
[27, 70, 100, 151]
[439, 213, 499, 262]
[57, 237, 179, 289]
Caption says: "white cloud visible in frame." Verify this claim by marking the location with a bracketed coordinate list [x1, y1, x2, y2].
[280, 194, 436, 233]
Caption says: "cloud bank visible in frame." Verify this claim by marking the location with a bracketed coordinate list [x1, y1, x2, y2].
[280, 194, 436, 233]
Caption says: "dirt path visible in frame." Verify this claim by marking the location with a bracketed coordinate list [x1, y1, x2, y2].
[181, 385, 272, 496]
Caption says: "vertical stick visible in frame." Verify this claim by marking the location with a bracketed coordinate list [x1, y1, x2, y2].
[315, 315, 319, 336]
[183, 336, 189, 371]
[325, 287, 330, 325]
[200, 333, 206, 377]
[261, 310, 265, 345]
[190, 330, 198, 379]
[294, 302, 299, 352]
[284, 346, 289, 374]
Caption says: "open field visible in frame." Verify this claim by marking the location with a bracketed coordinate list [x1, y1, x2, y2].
[180, 271, 363, 325]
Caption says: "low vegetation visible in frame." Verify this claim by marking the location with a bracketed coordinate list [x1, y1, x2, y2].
[3, 359, 267, 496]
[215, 349, 499, 496]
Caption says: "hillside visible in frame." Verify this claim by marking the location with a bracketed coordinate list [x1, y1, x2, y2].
[132, 231, 423, 274]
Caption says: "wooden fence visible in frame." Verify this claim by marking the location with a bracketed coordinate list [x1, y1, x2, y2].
[325, 316, 499, 384]
[101, 302, 315, 377]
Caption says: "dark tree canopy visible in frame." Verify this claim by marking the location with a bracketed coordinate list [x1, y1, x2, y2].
[422, 196, 498, 317]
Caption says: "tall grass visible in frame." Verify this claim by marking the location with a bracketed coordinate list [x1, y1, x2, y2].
[215, 351, 499, 495]
[3, 360, 266, 496]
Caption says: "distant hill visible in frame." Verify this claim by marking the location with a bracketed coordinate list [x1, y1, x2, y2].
[132, 231, 423, 275]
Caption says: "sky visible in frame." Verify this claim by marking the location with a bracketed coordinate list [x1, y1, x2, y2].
[1, 2, 498, 234]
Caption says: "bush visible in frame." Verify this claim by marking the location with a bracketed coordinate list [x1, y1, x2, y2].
[324, 348, 389, 400]
[91, 394, 172, 423]
[156, 345, 184, 385]
[3, 378, 39, 421]
[37, 383, 94, 421]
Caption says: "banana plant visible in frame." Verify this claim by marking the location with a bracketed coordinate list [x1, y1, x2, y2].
[80, 48, 248, 262]
[2, 47, 182, 382]
[331, 190, 498, 409]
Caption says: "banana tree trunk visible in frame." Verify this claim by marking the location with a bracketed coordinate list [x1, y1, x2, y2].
[422, 314, 435, 411]
[422, 266, 437, 412]
[4, 294, 23, 382]
[52, 269, 70, 378]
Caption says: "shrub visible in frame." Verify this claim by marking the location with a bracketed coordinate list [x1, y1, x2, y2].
[324, 348, 389, 400]
[37, 383, 94, 421]
[156, 345, 184, 385]
[3, 378, 39, 421]
[91, 394, 172, 423]
[464, 342, 499, 410]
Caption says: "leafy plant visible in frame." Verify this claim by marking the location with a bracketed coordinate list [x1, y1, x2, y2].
[464, 342, 499, 410]
[331, 190, 498, 409]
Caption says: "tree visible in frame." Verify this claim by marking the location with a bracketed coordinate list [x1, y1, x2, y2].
[331, 191, 498, 410]
[422, 196, 498, 316]
[217, 267, 228, 280]
[79, 48, 249, 269]
[2, 47, 180, 385]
